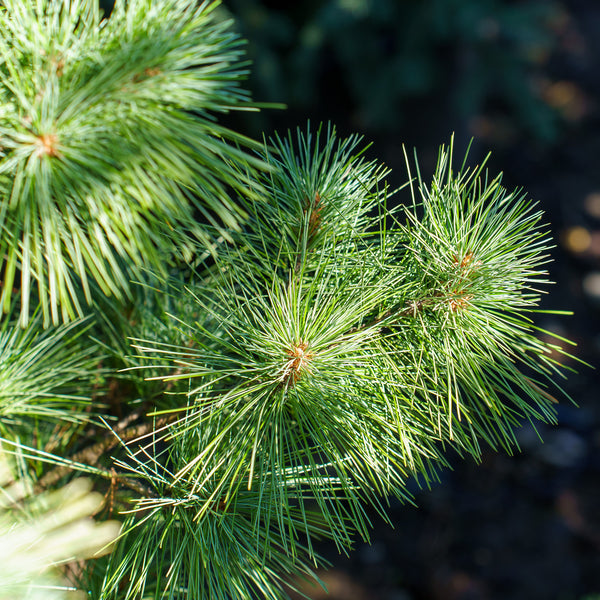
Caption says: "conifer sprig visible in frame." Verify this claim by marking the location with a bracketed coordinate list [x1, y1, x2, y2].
[0, 0, 265, 326]
[0, 1, 579, 597]
[0, 313, 97, 439]
[239, 123, 392, 272]
[131, 260, 441, 550]
[387, 142, 574, 453]
[96, 421, 330, 600]
[126, 128, 573, 583]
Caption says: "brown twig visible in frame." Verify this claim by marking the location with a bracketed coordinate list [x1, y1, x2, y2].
[37, 409, 175, 491]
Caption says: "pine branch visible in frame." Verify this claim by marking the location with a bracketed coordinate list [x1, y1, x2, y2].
[126, 127, 576, 585]
[0, 0, 267, 326]
[0, 2, 580, 598]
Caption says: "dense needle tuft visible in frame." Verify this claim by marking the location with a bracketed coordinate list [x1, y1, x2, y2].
[128, 128, 574, 570]
[0, 2, 581, 598]
[0, 0, 264, 326]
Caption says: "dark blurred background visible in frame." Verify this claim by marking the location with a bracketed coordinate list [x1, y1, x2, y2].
[218, 1, 600, 599]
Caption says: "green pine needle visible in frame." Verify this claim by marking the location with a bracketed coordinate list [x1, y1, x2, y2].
[126, 128, 574, 571]
[389, 139, 575, 454]
[0, 311, 98, 439]
[0, 1, 581, 596]
[0, 0, 266, 326]
[96, 422, 330, 600]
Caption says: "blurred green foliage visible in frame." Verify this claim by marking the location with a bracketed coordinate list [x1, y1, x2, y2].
[223, 0, 561, 141]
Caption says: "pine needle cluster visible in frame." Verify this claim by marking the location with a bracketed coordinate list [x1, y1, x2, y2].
[120, 126, 573, 597]
[0, 0, 263, 326]
[0, 2, 578, 599]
